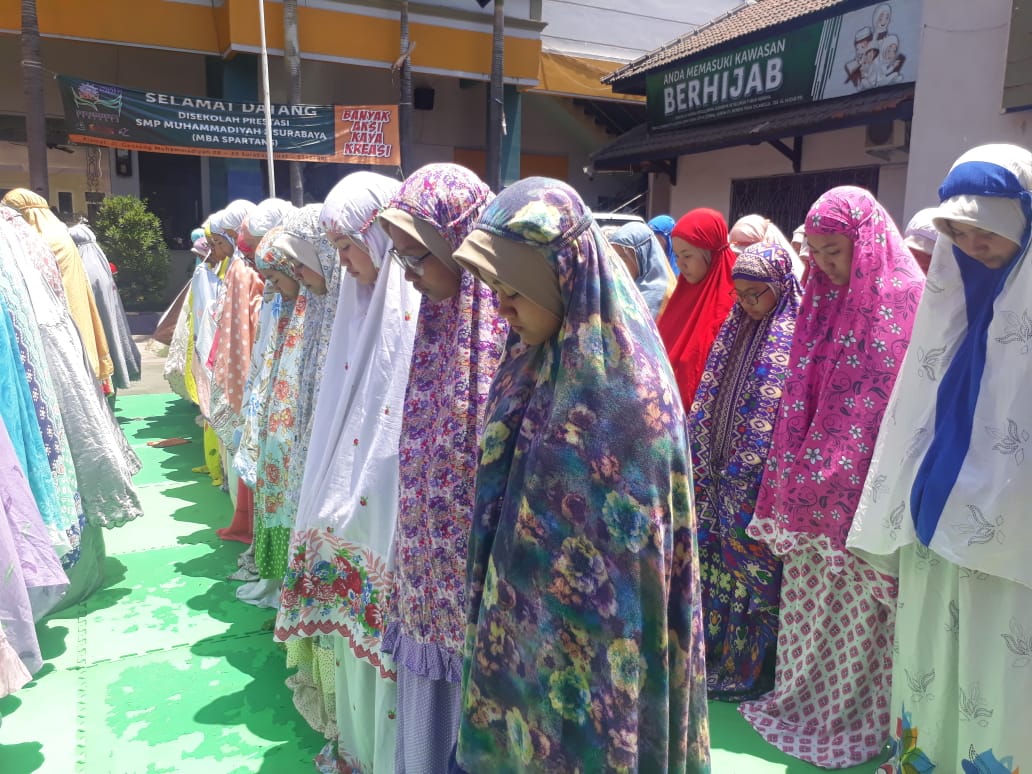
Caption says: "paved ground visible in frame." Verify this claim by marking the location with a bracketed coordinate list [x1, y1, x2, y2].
[121, 336, 173, 397]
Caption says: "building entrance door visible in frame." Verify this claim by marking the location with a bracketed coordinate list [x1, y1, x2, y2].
[138, 152, 202, 250]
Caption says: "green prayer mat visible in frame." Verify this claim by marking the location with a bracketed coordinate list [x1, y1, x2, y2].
[0, 393, 885, 773]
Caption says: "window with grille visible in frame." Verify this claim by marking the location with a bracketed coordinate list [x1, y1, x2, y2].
[729, 166, 881, 236]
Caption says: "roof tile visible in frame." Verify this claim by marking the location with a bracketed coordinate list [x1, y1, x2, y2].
[604, 0, 845, 89]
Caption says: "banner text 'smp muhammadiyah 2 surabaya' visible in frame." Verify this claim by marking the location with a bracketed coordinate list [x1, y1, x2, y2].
[58, 75, 400, 166]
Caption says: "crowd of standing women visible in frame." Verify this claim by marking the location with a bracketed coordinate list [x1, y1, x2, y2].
[0, 189, 142, 698]
[162, 141, 1028, 774]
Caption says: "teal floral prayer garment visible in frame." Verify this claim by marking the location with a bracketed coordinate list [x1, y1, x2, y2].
[453, 178, 711, 773]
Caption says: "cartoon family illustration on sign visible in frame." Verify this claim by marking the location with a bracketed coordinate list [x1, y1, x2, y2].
[844, 3, 906, 89]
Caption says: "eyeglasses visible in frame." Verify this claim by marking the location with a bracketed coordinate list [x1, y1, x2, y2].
[388, 246, 433, 276]
[730, 287, 772, 307]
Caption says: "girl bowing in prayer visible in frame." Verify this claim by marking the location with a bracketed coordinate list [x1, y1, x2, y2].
[275, 172, 420, 774]
[740, 186, 924, 768]
[648, 213, 679, 276]
[607, 220, 676, 319]
[849, 143, 1032, 772]
[2, 188, 113, 386]
[658, 208, 737, 407]
[451, 177, 711, 773]
[728, 213, 806, 280]
[376, 163, 508, 774]
[689, 241, 801, 700]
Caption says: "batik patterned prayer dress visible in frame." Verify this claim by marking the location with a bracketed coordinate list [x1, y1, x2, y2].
[689, 241, 800, 699]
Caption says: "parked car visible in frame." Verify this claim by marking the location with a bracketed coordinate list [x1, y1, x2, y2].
[593, 212, 646, 235]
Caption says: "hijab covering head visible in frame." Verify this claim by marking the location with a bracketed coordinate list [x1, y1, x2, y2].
[377, 162, 493, 272]
[381, 164, 507, 676]
[275, 173, 422, 664]
[728, 214, 770, 252]
[451, 177, 710, 772]
[191, 237, 210, 259]
[255, 226, 300, 278]
[849, 144, 1032, 590]
[749, 185, 924, 560]
[275, 204, 330, 277]
[209, 240, 268, 436]
[319, 170, 401, 269]
[232, 225, 295, 487]
[69, 222, 142, 389]
[251, 210, 331, 579]
[657, 207, 737, 406]
[729, 213, 806, 279]
[647, 213, 679, 274]
[1, 188, 114, 382]
[279, 203, 341, 449]
[689, 241, 801, 692]
[210, 199, 255, 243]
[608, 220, 675, 318]
[903, 208, 939, 254]
[791, 223, 810, 260]
[248, 198, 292, 239]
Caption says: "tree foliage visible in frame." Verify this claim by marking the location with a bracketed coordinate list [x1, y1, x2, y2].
[92, 195, 170, 308]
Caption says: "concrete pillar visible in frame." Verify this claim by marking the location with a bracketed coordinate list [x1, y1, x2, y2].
[205, 54, 265, 208]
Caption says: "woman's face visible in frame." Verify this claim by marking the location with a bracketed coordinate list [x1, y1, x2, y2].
[485, 276, 562, 346]
[210, 232, 235, 262]
[387, 223, 461, 302]
[945, 220, 1022, 269]
[875, 7, 891, 32]
[293, 261, 327, 296]
[671, 237, 711, 284]
[327, 231, 378, 285]
[262, 268, 300, 299]
[807, 232, 854, 286]
[609, 242, 640, 280]
[733, 278, 778, 321]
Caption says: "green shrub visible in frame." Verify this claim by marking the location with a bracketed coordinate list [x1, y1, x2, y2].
[92, 195, 170, 308]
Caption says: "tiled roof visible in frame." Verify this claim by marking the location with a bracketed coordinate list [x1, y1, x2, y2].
[590, 83, 914, 169]
[603, 0, 846, 92]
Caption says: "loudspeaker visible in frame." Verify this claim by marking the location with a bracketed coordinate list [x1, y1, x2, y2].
[414, 87, 435, 111]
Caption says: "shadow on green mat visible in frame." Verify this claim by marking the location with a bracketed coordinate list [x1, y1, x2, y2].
[0, 742, 44, 774]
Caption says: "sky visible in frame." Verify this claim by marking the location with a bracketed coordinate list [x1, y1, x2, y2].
[538, 0, 746, 61]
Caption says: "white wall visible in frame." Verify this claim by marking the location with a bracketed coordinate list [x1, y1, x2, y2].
[669, 125, 909, 227]
[903, 0, 1032, 219]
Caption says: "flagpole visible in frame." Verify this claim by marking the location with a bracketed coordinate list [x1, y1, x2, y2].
[258, 0, 276, 195]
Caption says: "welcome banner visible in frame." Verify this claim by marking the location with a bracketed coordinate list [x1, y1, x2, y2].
[58, 75, 400, 166]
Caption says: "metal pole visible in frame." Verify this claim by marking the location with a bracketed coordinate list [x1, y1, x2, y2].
[398, 0, 413, 173]
[485, 0, 504, 191]
[258, 0, 276, 195]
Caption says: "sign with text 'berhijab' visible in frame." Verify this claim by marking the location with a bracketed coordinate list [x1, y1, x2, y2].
[645, 0, 921, 130]
[57, 75, 400, 166]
